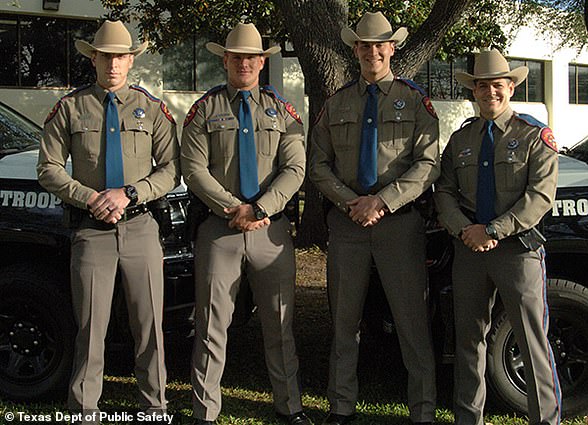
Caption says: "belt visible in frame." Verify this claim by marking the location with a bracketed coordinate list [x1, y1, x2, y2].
[78, 204, 149, 230]
[269, 212, 283, 222]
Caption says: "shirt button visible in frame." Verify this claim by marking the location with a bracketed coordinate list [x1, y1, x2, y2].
[340, 118, 344, 122]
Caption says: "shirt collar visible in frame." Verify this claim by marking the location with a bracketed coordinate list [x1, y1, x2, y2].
[94, 83, 130, 105]
[359, 71, 394, 95]
[227, 83, 261, 105]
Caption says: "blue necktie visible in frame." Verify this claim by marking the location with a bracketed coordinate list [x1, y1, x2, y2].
[238, 90, 259, 200]
[358, 84, 378, 192]
[105, 92, 124, 188]
[476, 120, 496, 224]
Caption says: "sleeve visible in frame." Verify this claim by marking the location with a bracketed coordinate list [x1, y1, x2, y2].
[255, 109, 306, 216]
[180, 103, 242, 217]
[433, 135, 474, 236]
[133, 101, 181, 203]
[309, 102, 359, 212]
[36, 100, 96, 209]
[492, 131, 558, 239]
[376, 94, 440, 212]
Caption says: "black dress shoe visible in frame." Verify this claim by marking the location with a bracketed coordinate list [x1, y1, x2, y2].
[277, 411, 313, 425]
[322, 413, 356, 425]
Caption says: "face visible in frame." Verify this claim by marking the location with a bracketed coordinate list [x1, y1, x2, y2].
[223, 52, 265, 90]
[472, 78, 515, 120]
[354, 41, 394, 83]
[91, 52, 134, 92]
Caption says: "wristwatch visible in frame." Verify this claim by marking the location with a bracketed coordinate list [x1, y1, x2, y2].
[252, 203, 268, 220]
[124, 185, 138, 206]
[485, 222, 498, 239]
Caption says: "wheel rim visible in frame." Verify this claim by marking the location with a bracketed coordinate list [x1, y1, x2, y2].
[0, 298, 62, 386]
[501, 307, 588, 397]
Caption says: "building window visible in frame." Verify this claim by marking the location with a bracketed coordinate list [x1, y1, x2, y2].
[569, 64, 588, 104]
[162, 36, 225, 92]
[0, 15, 98, 88]
[509, 59, 544, 102]
[413, 56, 474, 100]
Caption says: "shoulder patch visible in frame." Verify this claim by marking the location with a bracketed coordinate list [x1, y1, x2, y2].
[514, 113, 556, 152]
[422, 97, 438, 119]
[540, 127, 557, 152]
[397, 78, 427, 96]
[130, 85, 176, 124]
[261, 85, 303, 125]
[183, 84, 226, 128]
[44, 84, 92, 124]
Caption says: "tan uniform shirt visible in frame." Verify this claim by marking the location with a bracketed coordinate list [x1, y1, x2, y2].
[309, 72, 440, 213]
[434, 107, 558, 239]
[37, 84, 180, 209]
[180, 84, 306, 217]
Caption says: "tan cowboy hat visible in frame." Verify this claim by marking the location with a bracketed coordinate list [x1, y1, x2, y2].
[455, 48, 528, 89]
[75, 20, 148, 58]
[206, 23, 281, 57]
[341, 11, 408, 48]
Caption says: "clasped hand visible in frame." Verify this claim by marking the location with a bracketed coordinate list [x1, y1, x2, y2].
[347, 195, 386, 227]
[225, 204, 270, 232]
[87, 188, 129, 224]
[461, 223, 498, 252]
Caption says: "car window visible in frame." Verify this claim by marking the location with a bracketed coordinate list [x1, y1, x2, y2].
[0, 103, 41, 155]
[567, 136, 588, 164]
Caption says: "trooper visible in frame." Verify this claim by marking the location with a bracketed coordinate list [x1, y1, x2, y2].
[309, 11, 439, 425]
[37, 20, 179, 424]
[180, 23, 310, 425]
[434, 48, 561, 425]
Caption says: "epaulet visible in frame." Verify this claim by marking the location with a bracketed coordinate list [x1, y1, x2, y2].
[44, 84, 92, 124]
[397, 78, 427, 96]
[130, 84, 175, 124]
[261, 85, 303, 124]
[183, 84, 226, 128]
[335, 79, 358, 94]
[460, 117, 479, 129]
[515, 113, 557, 152]
[397, 78, 437, 119]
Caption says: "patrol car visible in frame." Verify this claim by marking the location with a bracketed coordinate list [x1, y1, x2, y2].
[1, 100, 587, 417]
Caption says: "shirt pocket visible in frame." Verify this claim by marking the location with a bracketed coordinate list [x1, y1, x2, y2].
[122, 117, 153, 159]
[454, 153, 478, 195]
[381, 108, 415, 149]
[495, 148, 528, 191]
[256, 116, 285, 157]
[328, 110, 358, 151]
[206, 117, 238, 159]
[70, 120, 101, 161]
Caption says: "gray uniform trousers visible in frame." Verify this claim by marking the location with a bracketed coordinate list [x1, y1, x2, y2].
[68, 213, 167, 419]
[191, 214, 303, 421]
[326, 207, 436, 422]
[452, 238, 561, 425]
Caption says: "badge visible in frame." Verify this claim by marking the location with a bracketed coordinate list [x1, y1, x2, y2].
[458, 148, 472, 158]
[133, 108, 146, 119]
[507, 139, 519, 150]
[265, 108, 278, 117]
[393, 99, 405, 110]
[541, 128, 558, 152]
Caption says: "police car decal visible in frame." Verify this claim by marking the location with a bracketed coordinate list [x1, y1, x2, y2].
[0, 190, 61, 209]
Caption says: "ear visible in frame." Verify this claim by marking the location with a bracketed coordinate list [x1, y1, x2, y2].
[353, 43, 359, 59]
[223, 53, 228, 71]
[91, 52, 97, 68]
[128, 54, 135, 69]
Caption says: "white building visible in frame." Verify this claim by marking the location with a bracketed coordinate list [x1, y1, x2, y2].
[1, 0, 588, 148]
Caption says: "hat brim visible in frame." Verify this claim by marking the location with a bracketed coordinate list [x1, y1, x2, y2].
[455, 66, 529, 90]
[206, 42, 281, 57]
[341, 27, 408, 48]
[75, 39, 148, 58]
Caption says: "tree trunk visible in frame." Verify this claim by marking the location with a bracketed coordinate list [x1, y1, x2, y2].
[275, 0, 355, 248]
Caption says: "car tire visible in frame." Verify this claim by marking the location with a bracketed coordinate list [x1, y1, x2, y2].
[0, 264, 75, 401]
[487, 278, 588, 417]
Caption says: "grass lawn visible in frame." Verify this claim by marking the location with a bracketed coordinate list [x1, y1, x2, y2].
[1, 249, 586, 425]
